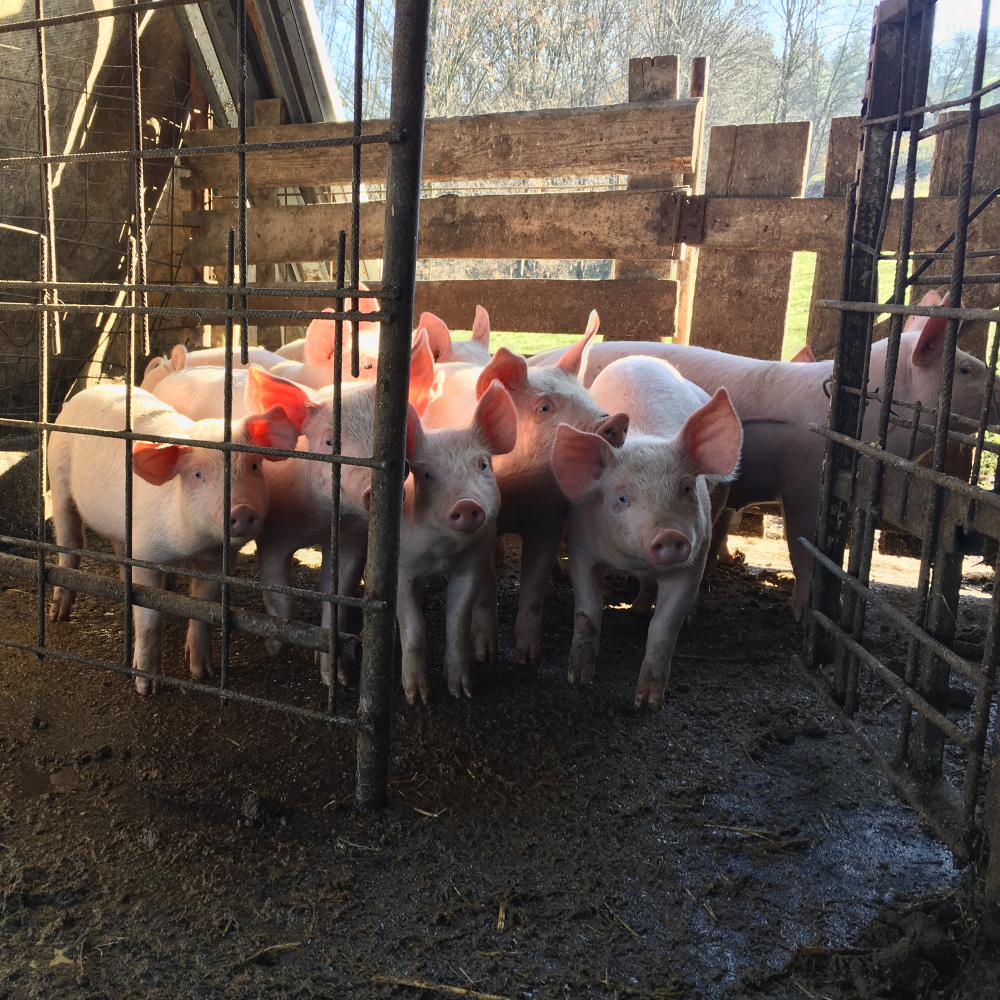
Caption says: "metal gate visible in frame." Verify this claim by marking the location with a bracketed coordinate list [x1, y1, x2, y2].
[804, 0, 1000, 862]
[0, 0, 431, 809]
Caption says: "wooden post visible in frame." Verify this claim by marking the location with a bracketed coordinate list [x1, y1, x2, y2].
[689, 121, 812, 358]
[928, 110, 1000, 360]
[806, 116, 862, 360]
[674, 56, 709, 345]
[607, 56, 681, 342]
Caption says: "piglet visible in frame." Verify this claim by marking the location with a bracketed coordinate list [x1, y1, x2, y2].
[47, 385, 298, 693]
[423, 311, 614, 664]
[141, 343, 286, 392]
[397, 381, 517, 702]
[551, 357, 742, 708]
[418, 306, 492, 364]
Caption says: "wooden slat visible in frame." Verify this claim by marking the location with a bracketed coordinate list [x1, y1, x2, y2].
[806, 116, 861, 359]
[179, 99, 701, 190]
[413, 279, 676, 340]
[690, 122, 812, 359]
[928, 110, 1000, 359]
[163, 279, 676, 336]
[180, 193, 979, 267]
[611, 56, 680, 334]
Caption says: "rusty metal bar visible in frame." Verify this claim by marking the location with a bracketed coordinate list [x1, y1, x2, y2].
[0, 551, 361, 664]
[356, 0, 430, 811]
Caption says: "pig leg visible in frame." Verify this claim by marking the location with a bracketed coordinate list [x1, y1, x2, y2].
[131, 566, 166, 695]
[397, 573, 430, 705]
[334, 533, 368, 685]
[567, 556, 605, 686]
[515, 522, 563, 665]
[444, 548, 487, 699]
[470, 559, 498, 663]
[634, 567, 703, 709]
[48, 489, 84, 622]
[185, 567, 219, 681]
[783, 505, 817, 621]
[631, 577, 657, 614]
[257, 538, 296, 656]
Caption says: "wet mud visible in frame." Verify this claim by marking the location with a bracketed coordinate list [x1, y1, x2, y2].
[0, 538, 996, 998]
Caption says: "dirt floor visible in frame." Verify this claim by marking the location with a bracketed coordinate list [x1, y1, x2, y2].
[1, 529, 998, 999]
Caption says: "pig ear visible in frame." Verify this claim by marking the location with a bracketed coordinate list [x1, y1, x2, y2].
[472, 305, 491, 349]
[596, 411, 630, 449]
[473, 380, 518, 456]
[132, 440, 191, 486]
[408, 329, 438, 416]
[417, 312, 452, 361]
[244, 364, 319, 432]
[675, 388, 742, 478]
[555, 310, 599, 381]
[476, 346, 528, 399]
[405, 403, 424, 462]
[550, 423, 617, 502]
[303, 309, 340, 367]
[789, 344, 816, 363]
[244, 405, 300, 460]
[903, 290, 943, 333]
[170, 344, 188, 371]
[912, 297, 949, 368]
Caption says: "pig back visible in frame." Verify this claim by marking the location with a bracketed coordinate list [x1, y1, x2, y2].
[153, 367, 249, 421]
[588, 357, 710, 439]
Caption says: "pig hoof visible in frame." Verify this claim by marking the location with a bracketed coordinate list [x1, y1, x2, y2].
[265, 638, 284, 658]
[515, 641, 540, 666]
[185, 646, 213, 681]
[447, 673, 473, 699]
[337, 661, 350, 686]
[48, 589, 74, 622]
[634, 680, 665, 710]
[134, 676, 154, 696]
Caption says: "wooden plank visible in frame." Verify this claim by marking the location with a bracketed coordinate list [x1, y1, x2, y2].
[164, 279, 676, 336]
[806, 116, 862, 360]
[690, 122, 811, 358]
[181, 194, 980, 267]
[179, 99, 701, 190]
[414, 279, 676, 340]
[675, 56, 710, 345]
[928, 110, 1000, 359]
[611, 57, 681, 334]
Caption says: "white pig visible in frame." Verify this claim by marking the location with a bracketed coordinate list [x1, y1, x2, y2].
[417, 306, 492, 364]
[551, 357, 742, 708]
[422, 312, 622, 665]
[141, 343, 286, 392]
[397, 381, 517, 702]
[47, 386, 298, 693]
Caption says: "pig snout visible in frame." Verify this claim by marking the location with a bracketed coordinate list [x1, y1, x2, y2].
[647, 529, 691, 566]
[230, 503, 262, 539]
[448, 499, 486, 532]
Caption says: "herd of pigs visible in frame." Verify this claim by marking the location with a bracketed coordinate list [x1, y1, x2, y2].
[46, 288, 995, 708]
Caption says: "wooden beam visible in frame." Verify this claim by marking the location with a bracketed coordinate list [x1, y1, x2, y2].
[929, 110, 1000, 359]
[413, 279, 676, 340]
[611, 56, 681, 336]
[180, 194, 977, 267]
[690, 121, 812, 359]
[163, 279, 676, 337]
[178, 99, 702, 190]
[806, 116, 862, 360]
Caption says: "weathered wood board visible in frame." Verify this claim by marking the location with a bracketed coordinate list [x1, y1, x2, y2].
[179, 99, 702, 189]
[690, 121, 811, 359]
[413, 279, 676, 340]
[806, 116, 862, 359]
[181, 193, 970, 267]
[928, 111, 1000, 360]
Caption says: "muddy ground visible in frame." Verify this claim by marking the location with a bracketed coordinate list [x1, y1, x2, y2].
[0, 532, 998, 999]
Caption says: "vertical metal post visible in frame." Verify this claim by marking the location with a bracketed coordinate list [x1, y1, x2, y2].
[807, 0, 929, 670]
[129, 0, 149, 357]
[329, 230, 347, 714]
[356, 0, 430, 811]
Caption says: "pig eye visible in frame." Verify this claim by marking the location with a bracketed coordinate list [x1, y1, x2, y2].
[617, 494, 628, 505]
[479, 458, 489, 471]
[537, 402, 551, 414]
[960, 366, 971, 375]
[423, 470, 433, 480]
[194, 471, 203, 480]
[251, 462, 259, 471]
[364, 362, 374, 370]
[325, 438, 333, 447]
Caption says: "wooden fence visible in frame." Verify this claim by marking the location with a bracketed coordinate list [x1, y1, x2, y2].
[171, 56, 1000, 360]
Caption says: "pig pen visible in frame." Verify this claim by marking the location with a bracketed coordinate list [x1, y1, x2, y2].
[1, 527, 997, 1000]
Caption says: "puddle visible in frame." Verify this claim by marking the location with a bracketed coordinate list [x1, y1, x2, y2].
[16, 763, 79, 797]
